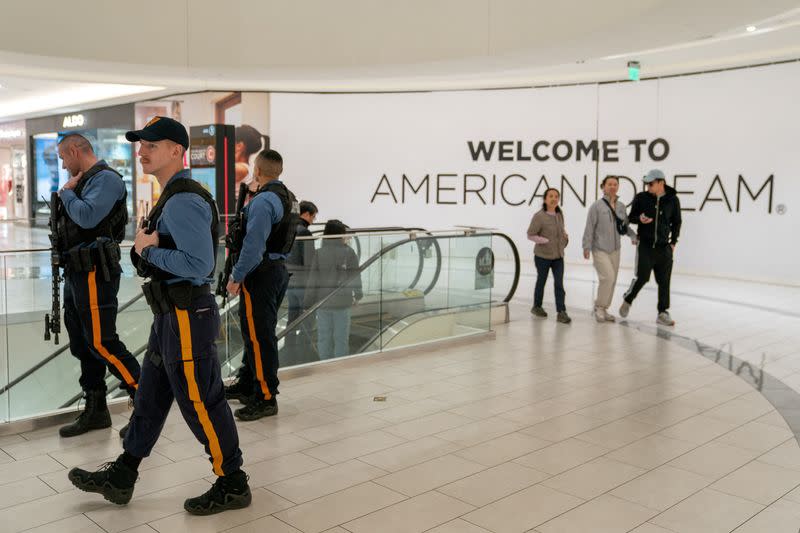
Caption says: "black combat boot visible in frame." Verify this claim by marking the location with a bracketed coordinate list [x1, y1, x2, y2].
[59, 389, 112, 438]
[234, 396, 278, 421]
[224, 378, 254, 403]
[184, 469, 251, 515]
[68, 458, 138, 505]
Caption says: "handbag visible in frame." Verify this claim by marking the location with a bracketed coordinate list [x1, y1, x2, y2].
[602, 199, 628, 235]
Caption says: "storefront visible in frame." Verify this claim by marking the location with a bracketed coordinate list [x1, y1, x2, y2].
[26, 104, 135, 220]
[0, 120, 28, 220]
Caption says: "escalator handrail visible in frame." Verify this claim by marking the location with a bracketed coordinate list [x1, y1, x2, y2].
[278, 231, 520, 341]
[0, 290, 147, 395]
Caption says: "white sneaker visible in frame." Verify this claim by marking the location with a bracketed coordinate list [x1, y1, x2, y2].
[594, 309, 606, 323]
[603, 310, 616, 323]
[657, 312, 675, 326]
[619, 301, 630, 318]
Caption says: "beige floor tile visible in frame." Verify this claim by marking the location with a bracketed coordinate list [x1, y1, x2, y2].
[149, 488, 292, 533]
[703, 395, 773, 424]
[628, 401, 706, 428]
[447, 395, 531, 420]
[382, 412, 474, 441]
[611, 465, 711, 511]
[514, 438, 609, 475]
[758, 438, 800, 471]
[434, 416, 522, 447]
[358, 435, 462, 472]
[222, 515, 303, 533]
[0, 476, 55, 510]
[657, 414, 743, 445]
[22, 514, 106, 533]
[732, 499, 800, 532]
[119, 525, 160, 532]
[462, 484, 584, 533]
[711, 460, 800, 505]
[343, 490, 474, 533]
[783, 484, 800, 504]
[374, 453, 486, 496]
[713, 421, 794, 453]
[273, 482, 406, 533]
[246, 452, 329, 487]
[668, 441, 761, 479]
[370, 398, 456, 424]
[240, 432, 316, 463]
[438, 462, 549, 506]
[0, 454, 65, 485]
[293, 415, 389, 444]
[574, 418, 660, 450]
[651, 488, 764, 533]
[0, 489, 107, 532]
[302, 430, 407, 464]
[606, 434, 698, 470]
[267, 458, 387, 504]
[497, 399, 577, 426]
[627, 524, 678, 533]
[520, 412, 607, 442]
[754, 410, 791, 428]
[247, 410, 342, 438]
[455, 432, 552, 467]
[536, 494, 657, 533]
[2, 430, 118, 461]
[426, 518, 493, 533]
[133, 456, 213, 496]
[155, 426, 264, 462]
[542, 457, 646, 500]
[86, 479, 210, 533]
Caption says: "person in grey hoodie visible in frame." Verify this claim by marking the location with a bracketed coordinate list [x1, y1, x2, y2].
[582, 175, 637, 323]
[304, 220, 363, 359]
[527, 188, 571, 324]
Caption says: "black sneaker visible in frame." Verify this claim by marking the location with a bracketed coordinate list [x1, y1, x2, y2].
[184, 470, 252, 515]
[224, 379, 254, 403]
[235, 397, 278, 421]
[68, 460, 138, 505]
[557, 311, 572, 324]
[531, 307, 548, 318]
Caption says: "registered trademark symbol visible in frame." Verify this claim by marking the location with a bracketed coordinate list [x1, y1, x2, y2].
[776, 204, 787, 215]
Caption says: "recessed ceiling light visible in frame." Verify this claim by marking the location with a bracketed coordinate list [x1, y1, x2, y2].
[746, 25, 757, 32]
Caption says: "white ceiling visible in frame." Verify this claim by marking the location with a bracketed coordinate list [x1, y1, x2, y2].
[0, 0, 798, 120]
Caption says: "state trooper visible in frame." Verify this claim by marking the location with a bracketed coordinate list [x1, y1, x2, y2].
[55, 134, 140, 438]
[68, 117, 250, 515]
[223, 149, 299, 421]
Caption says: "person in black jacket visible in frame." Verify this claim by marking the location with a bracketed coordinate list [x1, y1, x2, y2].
[619, 169, 682, 326]
[284, 201, 318, 363]
[304, 220, 363, 359]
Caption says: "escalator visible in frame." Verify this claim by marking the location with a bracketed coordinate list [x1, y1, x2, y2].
[0, 227, 519, 422]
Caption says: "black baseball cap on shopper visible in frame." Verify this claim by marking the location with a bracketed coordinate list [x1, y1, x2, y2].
[125, 116, 189, 149]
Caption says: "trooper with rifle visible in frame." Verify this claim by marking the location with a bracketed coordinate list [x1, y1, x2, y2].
[51, 134, 140, 438]
[222, 149, 300, 421]
[215, 180, 249, 309]
[68, 117, 250, 515]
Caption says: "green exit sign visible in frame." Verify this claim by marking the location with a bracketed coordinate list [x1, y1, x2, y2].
[628, 61, 641, 81]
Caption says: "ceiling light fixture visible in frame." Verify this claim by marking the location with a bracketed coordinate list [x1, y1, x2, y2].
[746, 25, 757, 32]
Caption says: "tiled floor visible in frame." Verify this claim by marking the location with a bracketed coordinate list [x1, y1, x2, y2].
[2, 281, 800, 531]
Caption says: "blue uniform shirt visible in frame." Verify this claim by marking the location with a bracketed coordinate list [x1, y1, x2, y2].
[142, 170, 216, 286]
[59, 160, 126, 239]
[231, 181, 286, 283]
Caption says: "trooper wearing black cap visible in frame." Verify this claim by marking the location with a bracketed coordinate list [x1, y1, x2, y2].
[223, 149, 299, 420]
[67, 117, 251, 515]
[55, 133, 140, 438]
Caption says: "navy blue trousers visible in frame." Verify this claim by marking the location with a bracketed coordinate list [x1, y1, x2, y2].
[123, 293, 242, 476]
[237, 262, 290, 400]
[63, 268, 140, 396]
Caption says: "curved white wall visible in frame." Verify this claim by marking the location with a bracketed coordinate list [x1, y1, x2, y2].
[269, 61, 799, 285]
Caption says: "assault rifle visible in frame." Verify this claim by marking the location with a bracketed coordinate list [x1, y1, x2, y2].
[216, 182, 249, 307]
[43, 192, 62, 344]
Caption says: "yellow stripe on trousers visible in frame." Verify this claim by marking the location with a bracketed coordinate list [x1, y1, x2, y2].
[87, 270, 137, 390]
[242, 285, 272, 400]
[175, 308, 225, 476]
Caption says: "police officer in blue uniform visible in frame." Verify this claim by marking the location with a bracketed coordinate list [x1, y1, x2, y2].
[223, 149, 298, 421]
[68, 118, 250, 515]
[55, 134, 140, 438]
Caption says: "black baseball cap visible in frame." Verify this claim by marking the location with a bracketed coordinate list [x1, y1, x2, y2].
[125, 116, 189, 149]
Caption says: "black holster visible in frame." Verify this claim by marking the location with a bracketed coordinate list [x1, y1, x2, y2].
[142, 281, 211, 315]
[64, 241, 121, 282]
